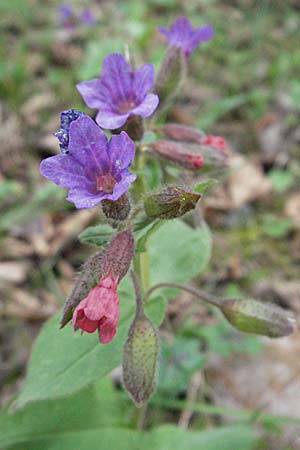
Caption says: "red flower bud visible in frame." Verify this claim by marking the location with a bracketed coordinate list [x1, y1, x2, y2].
[149, 140, 203, 170]
[200, 135, 227, 152]
[159, 123, 205, 143]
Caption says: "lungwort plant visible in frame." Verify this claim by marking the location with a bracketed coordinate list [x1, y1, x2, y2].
[0, 15, 296, 450]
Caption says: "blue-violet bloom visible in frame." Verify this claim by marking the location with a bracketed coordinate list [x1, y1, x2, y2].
[158, 16, 214, 58]
[40, 115, 136, 209]
[76, 53, 159, 130]
[80, 8, 96, 25]
[53, 109, 86, 153]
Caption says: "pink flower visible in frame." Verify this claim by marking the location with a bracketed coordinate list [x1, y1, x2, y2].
[72, 275, 119, 344]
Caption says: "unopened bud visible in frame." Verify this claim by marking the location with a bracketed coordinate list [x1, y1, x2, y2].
[154, 47, 187, 113]
[200, 135, 227, 153]
[103, 229, 134, 280]
[221, 298, 296, 338]
[122, 279, 158, 407]
[102, 193, 131, 221]
[159, 123, 205, 143]
[149, 140, 203, 170]
[144, 185, 201, 219]
[60, 251, 103, 327]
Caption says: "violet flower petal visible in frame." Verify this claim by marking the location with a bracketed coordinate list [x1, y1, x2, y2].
[130, 93, 159, 117]
[96, 110, 129, 130]
[133, 63, 155, 101]
[108, 131, 135, 170]
[40, 154, 86, 189]
[111, 171, 137, 201]
[76, 79, 103, 109]
[66, 188, 107, 209]
[68, 116, 110, 173]
[100, 53, 132, 103]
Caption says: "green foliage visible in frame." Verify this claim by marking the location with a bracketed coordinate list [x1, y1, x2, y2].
[193, 179, 218, 194]
[149, 220, 212, 285]
[0, 381, 258, 450]
[158, 337, 206, 395]
[79, 223, 114, 246]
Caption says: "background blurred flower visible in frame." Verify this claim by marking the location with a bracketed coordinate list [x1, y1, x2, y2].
[40, 115, 136, 208]
[77, 53, 159, 129]
[79, 8, 96, 25]
[158, 16, 213, 57]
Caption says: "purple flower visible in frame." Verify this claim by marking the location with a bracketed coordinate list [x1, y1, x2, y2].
[40, 116, 136, 209]
[80, 8, 96, 25]
[53, 109, 86, 153]
[158, 16, 214, 58]
[58, 3, 73, 21]
[76, 53, 159, 130]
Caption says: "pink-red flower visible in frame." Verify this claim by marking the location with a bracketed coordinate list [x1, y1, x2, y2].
[72, 275, 119, 344]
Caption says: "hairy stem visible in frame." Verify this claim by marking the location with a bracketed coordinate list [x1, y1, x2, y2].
[145, 282, 224, 308]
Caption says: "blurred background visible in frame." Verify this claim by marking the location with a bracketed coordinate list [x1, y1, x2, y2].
[1, 0, 300, 448]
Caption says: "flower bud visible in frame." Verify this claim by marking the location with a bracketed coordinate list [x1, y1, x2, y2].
[200, 135, 227, 152]
[154, 47, 187, 113]
[149, 140, 203, 170]
[60, 251, 103, 327]
[220, 298, 296, 338]
[60, 229, 134, 328]
[144, 185, 201, 219]
[102, 193, 131, 221]
[103, 229, 134, 280]
[122, 295, 158, 407]
[159, 123, 205, 143]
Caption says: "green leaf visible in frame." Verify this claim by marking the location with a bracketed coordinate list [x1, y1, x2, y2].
[145, 294, 167, 327]
[13, 279, 135, 409]
[78, 224, 114, 246]
[193, 179, 218, 194]
[149, 220, 212, 286]
[145, 424, 257, 450]
[1, 424, 258, 450]
[0, 379, 133, 449]
[136, 220, 164, 252]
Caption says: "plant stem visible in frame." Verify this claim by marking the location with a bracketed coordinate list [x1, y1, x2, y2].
[145, 282, 224, 308]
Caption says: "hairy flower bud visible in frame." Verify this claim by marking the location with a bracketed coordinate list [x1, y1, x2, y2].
[159, 123, 205, 143]
[154, 47, 187, 113]
[122, 275, 158, 407]
[149, 140, 203, 170]
[102, 193, 131, 221]
[220, 299, 296, 338]
[144, 185, 201, 219]
[60, 229, 134, 328]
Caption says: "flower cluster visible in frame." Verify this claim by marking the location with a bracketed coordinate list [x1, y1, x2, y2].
[40, 16, 217, 348]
